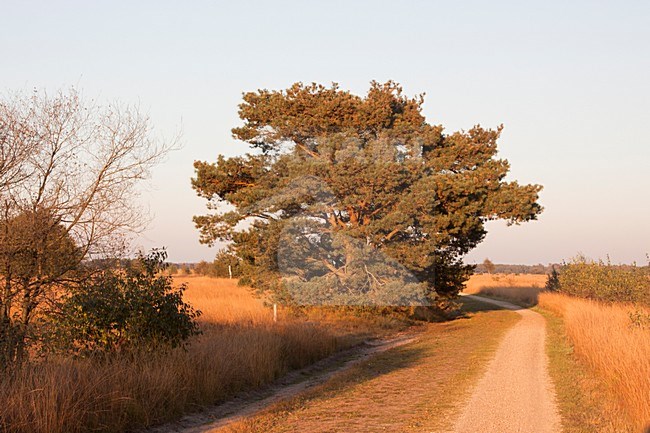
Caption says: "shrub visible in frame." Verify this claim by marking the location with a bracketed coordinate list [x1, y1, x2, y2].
[49, 250, 201, 356]
[545, 266, 560, 291]
[556, 256, 650, 305]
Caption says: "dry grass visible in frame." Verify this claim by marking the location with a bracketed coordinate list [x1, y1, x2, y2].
[178, 276, 272, 325]
[539, 292, 650, 431]
[463, 273, 547, 306]
[0, 277, 366, 433]
[179, 276, 407, 337]
[221, 297, 521, 433]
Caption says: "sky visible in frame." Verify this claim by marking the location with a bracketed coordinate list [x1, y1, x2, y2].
[1, 0, 649, 265]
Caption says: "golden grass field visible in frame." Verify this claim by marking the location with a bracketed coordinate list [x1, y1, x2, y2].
[539, 292, 650, 430]
[3, 273, 649, 433]
[0, 277, 361, 433]
[463, 273, 547, 306]
[180, 275, 272, 325]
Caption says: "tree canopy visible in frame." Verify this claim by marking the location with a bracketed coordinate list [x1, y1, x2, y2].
[192, 81, 542, 307]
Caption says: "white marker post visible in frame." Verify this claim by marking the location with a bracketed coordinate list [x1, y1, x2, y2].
[273, 303, 277, 322]
[228, 265, 232, 279]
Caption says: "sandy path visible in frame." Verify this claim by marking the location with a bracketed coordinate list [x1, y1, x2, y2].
[452, 295, 561, 433]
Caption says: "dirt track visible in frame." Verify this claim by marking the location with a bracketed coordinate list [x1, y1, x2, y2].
[452, 295, 561, 433]
[145, 333, 419, 433]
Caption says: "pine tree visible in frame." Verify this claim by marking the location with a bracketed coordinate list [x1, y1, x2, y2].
[192, 81, 542, 307]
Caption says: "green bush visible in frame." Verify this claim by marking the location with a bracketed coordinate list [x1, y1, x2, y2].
[556, 256, 650, 305]
[49, 250, 201, 356]
[545, 266, 560, 291]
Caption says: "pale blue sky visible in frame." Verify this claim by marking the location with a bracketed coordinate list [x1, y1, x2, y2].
[2, 0, 649, 264]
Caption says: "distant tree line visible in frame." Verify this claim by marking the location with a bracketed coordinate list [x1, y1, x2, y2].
[192, 251, 243, 278]
[473, 262, 559, 275]
[189, 257, 562, 278]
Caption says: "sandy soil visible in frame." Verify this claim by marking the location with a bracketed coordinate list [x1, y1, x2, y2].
[451, 295, 561, 433]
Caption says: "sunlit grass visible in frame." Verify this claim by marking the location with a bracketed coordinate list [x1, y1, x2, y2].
[539, 292, 650, 431]
[0, 277, 357, 433]
[463, 273, 547, 306]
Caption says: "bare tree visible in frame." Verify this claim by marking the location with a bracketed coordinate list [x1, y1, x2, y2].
[0, 88, 176, 364]
[0, 96, 37, 193]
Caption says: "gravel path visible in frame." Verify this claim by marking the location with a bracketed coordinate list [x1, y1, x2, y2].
[452, 295, 561, 433]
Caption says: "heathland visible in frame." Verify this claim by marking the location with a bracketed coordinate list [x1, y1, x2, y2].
[0, 276, 394, 433]
[2, 268, 649, 432]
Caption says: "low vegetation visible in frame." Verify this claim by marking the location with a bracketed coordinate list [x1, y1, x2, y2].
[539, 292, 650, 431]
[553, 257, 650, 305]
[0, 277, 370, 433]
